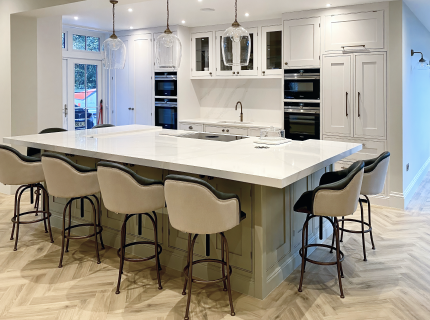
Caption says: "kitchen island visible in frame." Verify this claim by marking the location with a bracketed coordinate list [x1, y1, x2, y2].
[4, 125, 361, 299]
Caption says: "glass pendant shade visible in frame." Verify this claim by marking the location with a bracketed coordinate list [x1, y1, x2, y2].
[102, 35, 126, 69]
[156, 31, 182, 69]
[222, 0, 251, 67]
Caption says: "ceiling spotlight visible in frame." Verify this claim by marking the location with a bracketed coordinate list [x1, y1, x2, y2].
[130, 26, 134, 29]
[182, 20, 186, 24]
[198, 0, 203, 2]
[74, 16, 79, 20]
[128, 8, 133, 12]
[245, 13, 249, 17]
[326, 4, 331, 7]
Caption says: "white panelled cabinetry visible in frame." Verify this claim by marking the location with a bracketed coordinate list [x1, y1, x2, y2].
[261, 25, 283, 76]
[283, 17, 320, 68]
[191, 32, 214, 77]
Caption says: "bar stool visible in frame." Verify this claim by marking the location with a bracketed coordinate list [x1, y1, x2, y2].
[0, 145, 54, 251]
[26, 128, 67, 207]
[41, 152, 104, 267]
[294, 161, 364, 298]
[96, 161, 164, 293]
[165, 175, 246, 319]
[340, 152, 390, 261]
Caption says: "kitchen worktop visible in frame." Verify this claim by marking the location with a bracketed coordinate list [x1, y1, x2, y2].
[4, 125, 361, 188]
[179, 119, 281, 129]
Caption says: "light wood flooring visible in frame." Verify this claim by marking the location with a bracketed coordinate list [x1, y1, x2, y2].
[1, 176, 430, 320]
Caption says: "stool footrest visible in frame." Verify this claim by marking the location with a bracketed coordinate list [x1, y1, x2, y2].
[338, 218, 372, 234]
[63, 224, 103, 240]
[11, 210, 51, 225]
[116, 241, 162, 262]
[299, 243, 345, 266]
[183, 258, 233, 284]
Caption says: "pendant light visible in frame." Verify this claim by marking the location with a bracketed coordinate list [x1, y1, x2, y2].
[102, 0, 126, 69]
[222, 0, 251, 67]
[155, 0, 182, 69]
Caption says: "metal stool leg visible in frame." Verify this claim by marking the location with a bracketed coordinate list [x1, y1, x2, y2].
[221, 235, 228, 291]
[153, 211, 161, 271]
[116, 214, 127, 294]
[92, 195, 105, 250]
[340, 216, 345, 242]
[86, 197, 101, 264]
[365, 195, 376, 250]
[43, 187, 54, 243]
[298, 217, 311, 292]
[184, 234, 197, 320]
[150, 211, 162, 290]
[359, 200, 367, 261]
[10, 185, 24, 241]
[222, 233, 235, 316]
[334, 217, 345, 298]
[65, 201, 72, 252]
[182, 234, 191, 295]
[59, 199, 73, 268]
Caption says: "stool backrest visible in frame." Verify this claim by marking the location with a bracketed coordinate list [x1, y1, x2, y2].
[165, 175, 241, 234]
[97, 162, 165, 214]
[0, 145, 43, 185]
[313, 161, 364, 217]
[27, 128, 67, 157]
[361, 152, 390, 196]
[41, 152, 99, 198]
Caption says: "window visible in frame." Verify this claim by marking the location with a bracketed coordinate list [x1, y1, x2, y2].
[73, 34, 100, 52]
[62, 32, 66, 49]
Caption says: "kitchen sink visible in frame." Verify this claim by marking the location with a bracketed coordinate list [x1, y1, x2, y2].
[216, 121, 252, 125]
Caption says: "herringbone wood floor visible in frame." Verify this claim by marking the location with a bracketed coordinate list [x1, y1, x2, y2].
[1, 176, 430, 320]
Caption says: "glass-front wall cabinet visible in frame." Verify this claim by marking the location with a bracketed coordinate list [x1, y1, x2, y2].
[261, 25, 282, 75]
[191, 32, 213, 77]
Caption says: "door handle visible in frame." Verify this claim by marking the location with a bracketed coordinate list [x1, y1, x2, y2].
[358, 92, 361, 117]
[64, 104, 68, 117]
[345, 92, 348, 117]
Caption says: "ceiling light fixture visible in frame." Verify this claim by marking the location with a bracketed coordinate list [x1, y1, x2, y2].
[326, 4, 331, 7]
[101, 0, 126, 69]
[222, 0, 251, 67]
[245, 13, 249, 17]
[74, 16, 79, 20]
[155, 0, 182, 69]
[128, 8, 133, 12]
[411, 49, 428, 70]
[130, 26, 133, 29]
[182, 20, 186, 24]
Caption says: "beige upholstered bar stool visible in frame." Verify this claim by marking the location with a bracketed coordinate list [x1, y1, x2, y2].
[339, 152, 390, 261]
[165, 175, 246, 320]
[294, 161, 364, 298]
[97, 162, 164, 294]
[0, 145, 54, 251]
[41, 152, 104, 267]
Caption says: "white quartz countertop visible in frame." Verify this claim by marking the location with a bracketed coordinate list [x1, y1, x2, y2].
[179, 119, 281, 129]
[4, 125, 362, 188]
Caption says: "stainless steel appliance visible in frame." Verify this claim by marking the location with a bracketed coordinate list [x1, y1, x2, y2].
[284, 102, 320, 141]
[154, 72, 177, 97]
[155, 99, 177, 129]
[284, 68, 320, 100]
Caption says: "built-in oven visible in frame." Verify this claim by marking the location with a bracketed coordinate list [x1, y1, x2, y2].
[284, 68, 320, 100]
[155, 98, 177, 129]
[154, 72, 177, 97]
[284, 102, 320, 141]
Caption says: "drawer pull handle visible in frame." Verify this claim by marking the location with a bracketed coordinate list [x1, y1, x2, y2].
[233, 71, 236, 75]
[189, 126, 193, 130]
[226, 129, 230, 133]
[222, 129, 225, 132]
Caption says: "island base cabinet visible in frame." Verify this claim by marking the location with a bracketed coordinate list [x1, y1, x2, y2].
[46, 154, 333, 300]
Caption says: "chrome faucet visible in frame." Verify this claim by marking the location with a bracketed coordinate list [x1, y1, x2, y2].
[235, 101, 243, 122]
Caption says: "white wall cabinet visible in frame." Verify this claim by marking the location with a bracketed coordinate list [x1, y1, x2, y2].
[324, 11, 384, 52]
[191, 32, 214, 77]
[322, 54, 352, 136]
[215, 28, 258, 77]
[261, 25, 282, 76]
[323, 53, 386, 139]
[354, 53, 386, 138]
[283, 17, 320, 68]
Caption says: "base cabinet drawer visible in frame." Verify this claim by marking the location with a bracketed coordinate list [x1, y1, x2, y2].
[204, 125, 248, 136]
[179, 123, 203, 132]
[248, 128, 262, 137]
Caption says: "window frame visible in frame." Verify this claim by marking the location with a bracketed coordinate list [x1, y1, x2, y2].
[62, 26, 107, 59]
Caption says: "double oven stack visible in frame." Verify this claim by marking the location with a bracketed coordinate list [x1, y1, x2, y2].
[154, 72, 178, 129]
[284, 69, 320, 141]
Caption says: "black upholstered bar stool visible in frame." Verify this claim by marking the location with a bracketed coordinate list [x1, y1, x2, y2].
[340, 152, 390, 261]
[41, 153, 104, 267]
[294, 161, 364, 298]
[26, 128, 67, 207]
[165, 175, 246, 320]
[97, 162, 164, 294]
[0, 145, 54, 251]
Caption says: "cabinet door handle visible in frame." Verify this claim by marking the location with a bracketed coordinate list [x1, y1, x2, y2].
[189, 126, 193, 130]
[237, 71, 240, 75]
[346, 92, 348, 117]
[285, 62, 288, 65]
[209, 72, 212, 76]
[233, 71, 235, 75]
[226, 129, 230, 133]
[222, 129, 225, 132]
[358, 92, 361, 117]
[262, 71, 266, 76]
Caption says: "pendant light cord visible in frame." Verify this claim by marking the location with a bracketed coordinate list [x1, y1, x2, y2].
[112, 2, 116, 35]
[167, 0, 170, 30]
[235, 0, 238, 22]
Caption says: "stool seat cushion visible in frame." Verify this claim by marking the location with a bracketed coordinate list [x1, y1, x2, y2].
[165, 175, 245, 235]
[97, 162, 165, 214]
[0, 145, 44, 185]
[293, 191, 313, 214]
[42, 152, 100, 198]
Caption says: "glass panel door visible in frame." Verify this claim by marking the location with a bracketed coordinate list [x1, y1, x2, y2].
[191, 32, 213, 77]
[261, 25, 283, 76]
[216, 31, 233, 76]
[74, 62, 100, 130]
[239, 27, 257, 76]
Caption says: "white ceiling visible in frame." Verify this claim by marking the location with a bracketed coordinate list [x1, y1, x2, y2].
[404, 0, 430, 32]
[58, 0, 393, 32]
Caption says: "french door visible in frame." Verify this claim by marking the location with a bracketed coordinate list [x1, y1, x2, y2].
[66, 59, 102, 130]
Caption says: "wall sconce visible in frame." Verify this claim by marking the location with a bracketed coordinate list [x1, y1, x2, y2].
[411, 49, 428, 70]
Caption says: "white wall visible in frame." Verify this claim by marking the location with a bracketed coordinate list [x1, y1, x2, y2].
[192, 78, 283, 127]
[402, 2, 430, 205]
